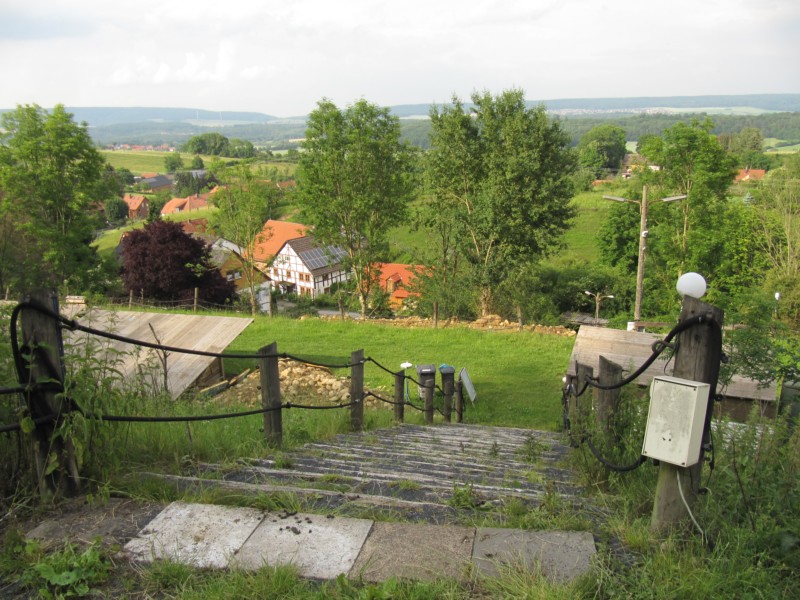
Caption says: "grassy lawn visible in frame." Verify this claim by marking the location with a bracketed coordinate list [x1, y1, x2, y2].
[224, 315, 574, 430]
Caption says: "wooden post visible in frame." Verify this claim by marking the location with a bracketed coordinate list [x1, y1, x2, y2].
[424, 380, 434, 424]
[350, 349, 364, 432]
[455, 380, 464, 423]
[597, 356, 623, 439]
[194, 287, 199, 312]
[442, 373, 453, 423]
[128, 289, 133, 309]
[20, 290, 80, 498]
[259, 342, 282, 448]
[393, 370, 405, 423]
[576, 363, 594, 436]
[651, 296, 723, 532]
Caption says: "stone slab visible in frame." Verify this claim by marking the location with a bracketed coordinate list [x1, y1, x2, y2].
[472, 528, 596, 582]
[124, 502, 264, 569]
[349, 522, 474, 582]
[234, 512, 374, 579]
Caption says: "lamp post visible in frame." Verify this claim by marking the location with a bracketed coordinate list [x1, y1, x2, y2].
[584, 290, 614, 325]
[603, 186, 687, 327]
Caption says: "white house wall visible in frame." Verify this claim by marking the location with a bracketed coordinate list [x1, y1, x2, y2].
[272, 246, 349, 298]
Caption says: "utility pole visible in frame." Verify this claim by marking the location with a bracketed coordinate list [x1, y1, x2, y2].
[604, 186, 686, 328]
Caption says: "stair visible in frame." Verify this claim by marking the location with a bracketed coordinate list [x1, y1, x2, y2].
[147, 423, 593, 525]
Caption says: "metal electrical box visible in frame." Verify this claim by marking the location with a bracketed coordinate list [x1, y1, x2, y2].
[641, 376, 710, 467]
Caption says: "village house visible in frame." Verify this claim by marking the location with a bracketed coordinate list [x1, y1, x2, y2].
[123, 194, 149, 220]
[271, 235, 350, 298]
[250, 219, 311, 273]
[734, 168, 767, 182]
[374, 262, 421, 310]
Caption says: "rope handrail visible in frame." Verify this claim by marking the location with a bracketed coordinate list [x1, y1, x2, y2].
[11, 301, 360, 368]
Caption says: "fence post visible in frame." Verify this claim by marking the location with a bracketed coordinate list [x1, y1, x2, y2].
[128, 289, 133, 309]
[20, 290, 80, 498]
[455, 380, 464, 423]
[442, 373, 453, 423]
[575, 363, 594, 436]
[424, 380, 434, 424]
[194, 287, 199, 312]
[350, 349, 364, 432]
[259, 342, 282, 448]
[651, 296, 723, 532]
[393, 370, 405, 423]
[597, 356, 623, 439]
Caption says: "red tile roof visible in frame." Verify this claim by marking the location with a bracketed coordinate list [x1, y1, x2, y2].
[375, 263, 421, 305]
[252, 219, 311, 263]
[735, 168, 766, 182]
[123, 194, 147, 211]
[161, 195, 208, 215]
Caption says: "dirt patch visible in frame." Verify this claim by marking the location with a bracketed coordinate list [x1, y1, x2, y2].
[14, 497, 163, 551]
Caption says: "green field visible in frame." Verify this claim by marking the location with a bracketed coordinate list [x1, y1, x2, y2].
[100, 150, 298, 177]
[223, 315, 574, 430]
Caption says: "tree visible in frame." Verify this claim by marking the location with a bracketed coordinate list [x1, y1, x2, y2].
[577, 124, 627, 170]
[209, 162, 280, 314]
[147, 190, 170, 223]
[164, 152, 184, 173]
[296, 98, 416, 318]
[184, 133, 230, 156]
[120, 220, 235, 305]
[424, 89, 576, 315]
[636, 120, 737, 292]
[0, 104, 110, 294]
[190, 155, 205, 170]
[228, 138, 256, 158]
[115, 167, 135, 186]
[104, 197, 129, 223]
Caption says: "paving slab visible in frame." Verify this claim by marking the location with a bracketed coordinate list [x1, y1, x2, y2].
[349, 522, 474, 583]
[472, 527, 596, 582]
[124, 502, 265, 569]
[234, 512, 373, 579]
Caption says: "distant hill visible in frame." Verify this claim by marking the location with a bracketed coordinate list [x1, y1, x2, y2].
[3, 95, 797, 148]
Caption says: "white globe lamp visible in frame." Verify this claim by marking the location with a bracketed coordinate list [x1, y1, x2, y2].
[676, 272, 707, 299]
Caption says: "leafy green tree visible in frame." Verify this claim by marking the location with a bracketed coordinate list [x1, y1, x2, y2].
[0, 104, 110, 294]
[104, 197, 129, 223]
[424, 90, 576, 315]
[164, 152, 184, 174]
[147, 190, 170, 223]
[637, 120, 737, 287]
[228, 138, 256, 158]
[190, 155, 205, 170]
[578, 124, 627, 170]
[115, 167, 135, 186]
[209, 162, 280, 314]
[184, 133, 230, 156]
[296, 98, 416, 318]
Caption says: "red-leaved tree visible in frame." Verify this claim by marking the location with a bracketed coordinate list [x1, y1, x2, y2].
[120, 220, 235, 305]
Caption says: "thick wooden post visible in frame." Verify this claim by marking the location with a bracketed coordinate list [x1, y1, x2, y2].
[393, 370, 405, 423]
[21, 290, 80, 498]
[350, 349, 364, 432]
[194, 287, 199, 312]
[442, 373, 453, 423]
[455, 380, 464, 423]
[575, 363, 594, 436]
[651, 296, 723, 532]
[259, 342, 282, 448]
[424, 380, 434, 424]
[597, 356, 623, 439]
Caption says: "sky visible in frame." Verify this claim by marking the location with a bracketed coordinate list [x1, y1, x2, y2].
[1, 0, 798, 118]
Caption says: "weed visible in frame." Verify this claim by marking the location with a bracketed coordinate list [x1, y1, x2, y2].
[517, 435, 548, 463]
[448, 483, 487, 510]
[389, 479, 422, 491]
[19, 539, 110, 599]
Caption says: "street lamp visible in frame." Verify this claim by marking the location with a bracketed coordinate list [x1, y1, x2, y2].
[603, 185, 687, 327]
[584, 290, 614, 325]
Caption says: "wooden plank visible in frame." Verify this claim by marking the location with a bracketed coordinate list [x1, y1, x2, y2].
[567, 325, 776, 402]
[65, 309, 252, 399]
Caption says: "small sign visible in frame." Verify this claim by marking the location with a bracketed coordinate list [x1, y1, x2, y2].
[459, 368, 477, 403]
